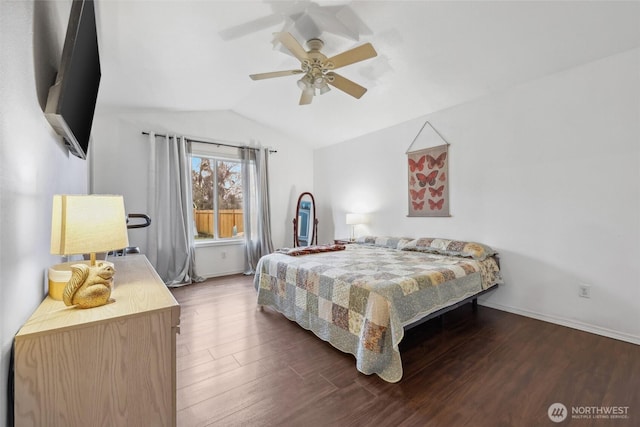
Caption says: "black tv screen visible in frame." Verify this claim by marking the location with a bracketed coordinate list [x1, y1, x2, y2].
[45, 0, 101, 160]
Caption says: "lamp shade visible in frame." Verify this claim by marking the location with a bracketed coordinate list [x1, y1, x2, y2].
[50, 195, 129, 255]
[345, 213, 367, 225]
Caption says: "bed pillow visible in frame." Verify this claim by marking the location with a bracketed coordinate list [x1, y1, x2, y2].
[401, 237, 497, 260]
[354, 235, 377, 245]
[354, 236, 413, 250]
[374, 236, 414, 250]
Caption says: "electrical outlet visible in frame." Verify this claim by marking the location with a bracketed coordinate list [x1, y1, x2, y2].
[579, 284, 591, 298]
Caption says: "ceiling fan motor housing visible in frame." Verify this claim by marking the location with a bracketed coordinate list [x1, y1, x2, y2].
[306, 38, 324, 51]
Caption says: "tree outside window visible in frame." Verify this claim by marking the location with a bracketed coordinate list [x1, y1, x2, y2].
[192, 156, 243, 239]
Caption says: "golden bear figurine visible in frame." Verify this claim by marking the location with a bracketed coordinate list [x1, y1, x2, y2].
[63, 262, 115, 309]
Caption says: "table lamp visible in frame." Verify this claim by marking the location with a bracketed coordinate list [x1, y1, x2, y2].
[49, 194, 129, 308]
[345, 213, 367, 242]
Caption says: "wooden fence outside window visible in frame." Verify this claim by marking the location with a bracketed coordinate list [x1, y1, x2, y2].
[194, 209, 244, 239]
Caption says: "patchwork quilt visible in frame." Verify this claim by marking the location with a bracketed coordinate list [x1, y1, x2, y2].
[254, 244, 502, 382]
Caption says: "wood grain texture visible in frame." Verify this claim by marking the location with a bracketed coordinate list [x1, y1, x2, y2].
[17, 255, 179, 337]
[14, 255, 180, 427]
[172, 274, 640, 427]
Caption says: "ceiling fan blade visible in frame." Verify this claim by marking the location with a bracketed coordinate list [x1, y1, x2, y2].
[325, 43, 377, 70]
[249, 70, 303, 80]
[299, 88, 314, 105]
[274, 32, 309, 62]
[326, 72, 367, 99]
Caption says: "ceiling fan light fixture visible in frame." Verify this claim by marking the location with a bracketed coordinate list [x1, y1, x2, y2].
[313, 77, 325, 88]
[318, 84, 331, 95]
[297, 74, 312, 90]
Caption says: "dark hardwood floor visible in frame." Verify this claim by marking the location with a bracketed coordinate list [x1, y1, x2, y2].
[171, 275, 639, 427]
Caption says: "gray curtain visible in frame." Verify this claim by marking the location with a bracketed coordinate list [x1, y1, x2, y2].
[241, 146, 274, 273]
[147, 133, 203, 286]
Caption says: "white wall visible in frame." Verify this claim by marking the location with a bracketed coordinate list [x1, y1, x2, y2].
[91, 109, 314, 277]
[0, 1, 89, 424]
[2, 4, 634, 425]
[315, 48, 640, 344]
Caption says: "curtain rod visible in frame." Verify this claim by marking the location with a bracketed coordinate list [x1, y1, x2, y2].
[141, 131, 277, 153]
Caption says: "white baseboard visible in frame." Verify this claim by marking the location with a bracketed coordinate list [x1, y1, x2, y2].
[200, 269, 246, 280]
[478, 299, 640, 346]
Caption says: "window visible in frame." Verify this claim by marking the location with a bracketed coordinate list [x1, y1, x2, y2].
[191, 154, 244, 241]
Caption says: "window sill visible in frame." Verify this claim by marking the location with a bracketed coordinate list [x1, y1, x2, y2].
[195, 238, 245, 248]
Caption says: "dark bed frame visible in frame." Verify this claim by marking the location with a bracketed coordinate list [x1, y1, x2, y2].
[405, 284, 499, 330]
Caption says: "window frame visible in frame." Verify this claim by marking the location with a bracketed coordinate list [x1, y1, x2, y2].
[191, 146, 244, 244]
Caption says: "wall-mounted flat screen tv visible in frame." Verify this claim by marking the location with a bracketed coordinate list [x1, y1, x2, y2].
[45, 0, 100, 160]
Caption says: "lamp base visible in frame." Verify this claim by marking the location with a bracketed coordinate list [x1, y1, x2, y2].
[49, 261, 87, 301]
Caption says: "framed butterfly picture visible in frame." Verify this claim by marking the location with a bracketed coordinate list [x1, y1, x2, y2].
[407, 144, 449, 217]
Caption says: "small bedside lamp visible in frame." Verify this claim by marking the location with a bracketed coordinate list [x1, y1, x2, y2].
[49, 195, 129, 308]
[345, 213, 367, 242]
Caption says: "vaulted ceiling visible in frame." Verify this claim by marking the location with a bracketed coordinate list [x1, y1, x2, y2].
[94, 0, 640, 148]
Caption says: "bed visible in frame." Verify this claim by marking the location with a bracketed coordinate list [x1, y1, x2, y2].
[253, 236, 503, 382]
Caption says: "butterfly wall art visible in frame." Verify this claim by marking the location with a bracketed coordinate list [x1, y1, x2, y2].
[407, 144, 449, 217]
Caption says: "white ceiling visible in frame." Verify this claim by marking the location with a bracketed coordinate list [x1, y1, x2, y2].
[94, 0, 640, 148]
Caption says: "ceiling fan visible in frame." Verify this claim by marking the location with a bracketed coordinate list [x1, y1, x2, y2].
[249, 32, 377, 105]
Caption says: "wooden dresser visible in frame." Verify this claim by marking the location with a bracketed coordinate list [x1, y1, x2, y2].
[14, 255, 180, 427]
